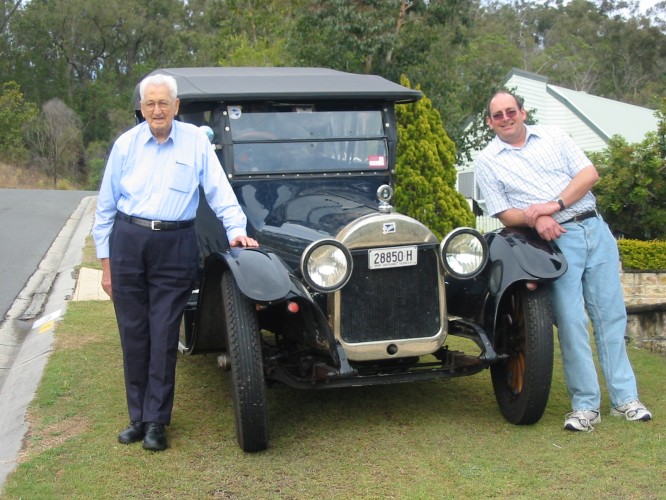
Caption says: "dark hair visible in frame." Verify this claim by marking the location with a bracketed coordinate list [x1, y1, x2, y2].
[486, 91, 524, 117]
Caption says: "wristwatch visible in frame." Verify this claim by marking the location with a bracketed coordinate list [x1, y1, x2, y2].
[554, 198, 565, 211]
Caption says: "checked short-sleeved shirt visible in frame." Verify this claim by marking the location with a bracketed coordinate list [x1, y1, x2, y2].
[475, 125, 596, 223]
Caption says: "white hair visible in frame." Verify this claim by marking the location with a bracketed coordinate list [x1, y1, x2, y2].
[139, 74, 178, 101]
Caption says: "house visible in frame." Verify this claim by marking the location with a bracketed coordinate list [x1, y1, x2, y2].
[457, 68, 660, 230]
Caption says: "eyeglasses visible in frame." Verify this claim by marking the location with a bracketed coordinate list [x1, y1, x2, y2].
[490, 109, 519, 122]
[141, 100, 173, 110]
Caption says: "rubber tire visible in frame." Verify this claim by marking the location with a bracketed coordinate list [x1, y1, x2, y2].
[491, 285, 554, 425]
[221, 271, 269, 452]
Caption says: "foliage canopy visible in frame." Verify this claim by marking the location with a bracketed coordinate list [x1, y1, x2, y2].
[0, 0, 663, 223]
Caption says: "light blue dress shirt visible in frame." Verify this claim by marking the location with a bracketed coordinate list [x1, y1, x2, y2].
[93, 120, 247, 259]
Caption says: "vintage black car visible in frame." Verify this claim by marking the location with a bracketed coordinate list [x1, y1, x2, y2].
[133, 67, 567, 452]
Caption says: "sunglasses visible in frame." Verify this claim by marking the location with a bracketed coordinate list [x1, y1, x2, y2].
[490, 109, 519, 122]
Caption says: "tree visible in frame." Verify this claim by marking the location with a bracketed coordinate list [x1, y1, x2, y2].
[24, 98, 83, 187]
[11, 0, 186, 87]
[0, 80, 37, 162]
[183, 0, 302, 67]
[0, 1, 23, 77]
[394, 75, 474, 238]
[521, 0, 666, 107]
[590, 99, 666, 240]
[286, 0, 472, 77]
[7, 0, 186, 146]
[405, 1, 525, 161]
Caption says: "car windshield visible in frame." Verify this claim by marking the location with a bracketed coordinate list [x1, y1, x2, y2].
[228, 106, 388, 174]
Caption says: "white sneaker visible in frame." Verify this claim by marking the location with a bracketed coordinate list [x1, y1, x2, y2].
[611, 401, 652, 421]
[564, 409, 601, 432]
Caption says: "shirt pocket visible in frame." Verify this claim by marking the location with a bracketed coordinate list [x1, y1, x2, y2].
[169, 160, 198, 193]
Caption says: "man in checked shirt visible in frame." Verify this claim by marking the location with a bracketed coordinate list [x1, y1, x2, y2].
[475, 91, 651, 432]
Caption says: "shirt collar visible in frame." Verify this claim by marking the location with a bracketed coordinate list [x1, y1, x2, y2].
[488, 124, 541, 155]
[138, 120, 177, 145]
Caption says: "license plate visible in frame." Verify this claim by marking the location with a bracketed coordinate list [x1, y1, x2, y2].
[368, 246, 418, 270]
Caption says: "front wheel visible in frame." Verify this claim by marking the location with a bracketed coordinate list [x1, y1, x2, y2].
[491, 285, 554, 425]
[221, 271, 269, 452]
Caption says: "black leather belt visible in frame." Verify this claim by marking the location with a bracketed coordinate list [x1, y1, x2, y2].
[116, 212, 194, 231]
[561, 209, 598, 225]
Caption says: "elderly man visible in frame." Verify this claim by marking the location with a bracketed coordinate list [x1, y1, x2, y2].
[475, 91, 651, 432]
[93, 74, 258, 450]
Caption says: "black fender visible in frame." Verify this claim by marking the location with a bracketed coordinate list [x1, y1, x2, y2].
[485, 226, 567, 295]
[482, 226, 567, 333]
[216, 247, 293, 302]
[186, 247, 293, 354]
[186, 247, 341, 365]
[446, 226, 567, 333]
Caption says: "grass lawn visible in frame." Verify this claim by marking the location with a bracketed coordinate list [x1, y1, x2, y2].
[3, 299, 665, 499]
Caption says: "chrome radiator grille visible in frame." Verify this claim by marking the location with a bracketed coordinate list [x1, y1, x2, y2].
[339, 247, 441, 343]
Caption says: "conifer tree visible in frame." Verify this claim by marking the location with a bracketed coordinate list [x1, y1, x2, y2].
[394, 75, 474, 239]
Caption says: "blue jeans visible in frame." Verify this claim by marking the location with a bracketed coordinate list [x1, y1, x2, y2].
[549, 215, 638, 411]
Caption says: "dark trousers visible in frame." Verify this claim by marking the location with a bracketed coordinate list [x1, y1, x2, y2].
[110, 218, 198, 425]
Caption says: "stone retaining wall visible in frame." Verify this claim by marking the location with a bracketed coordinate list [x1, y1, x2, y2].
[621, 270, 666, 305]
[620, 270, 666, 356]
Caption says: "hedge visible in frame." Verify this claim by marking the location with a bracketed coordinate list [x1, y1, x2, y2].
[617, 239, 666, 271]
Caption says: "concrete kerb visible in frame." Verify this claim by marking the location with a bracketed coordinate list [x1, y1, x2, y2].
[0, 195, 97, 490]
[4, 195, 97, 323]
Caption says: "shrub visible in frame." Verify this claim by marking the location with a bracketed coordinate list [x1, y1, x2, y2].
[395, 76, 474, 238]
[618, 239, 666, 270]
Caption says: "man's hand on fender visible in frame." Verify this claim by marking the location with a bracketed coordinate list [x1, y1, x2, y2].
[230, 235, 259, 248]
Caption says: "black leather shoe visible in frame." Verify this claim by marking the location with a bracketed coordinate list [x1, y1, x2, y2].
[143, 422, 168, 451]
[118, 421, 145, 444]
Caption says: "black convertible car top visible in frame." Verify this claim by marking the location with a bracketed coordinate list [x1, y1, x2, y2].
[133, 67, 422, 108]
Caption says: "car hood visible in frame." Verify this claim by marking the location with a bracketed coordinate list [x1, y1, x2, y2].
[234, 177, 386, 260]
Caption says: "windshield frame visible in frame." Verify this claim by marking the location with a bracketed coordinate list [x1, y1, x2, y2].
[227, 106, 389, 175]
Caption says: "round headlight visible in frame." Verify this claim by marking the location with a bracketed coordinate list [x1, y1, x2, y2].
[301, 239, 353, 292]
[440, 228, 489, 279]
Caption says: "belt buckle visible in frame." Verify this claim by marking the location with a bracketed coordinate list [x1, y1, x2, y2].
[151, 220, 162, 231]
